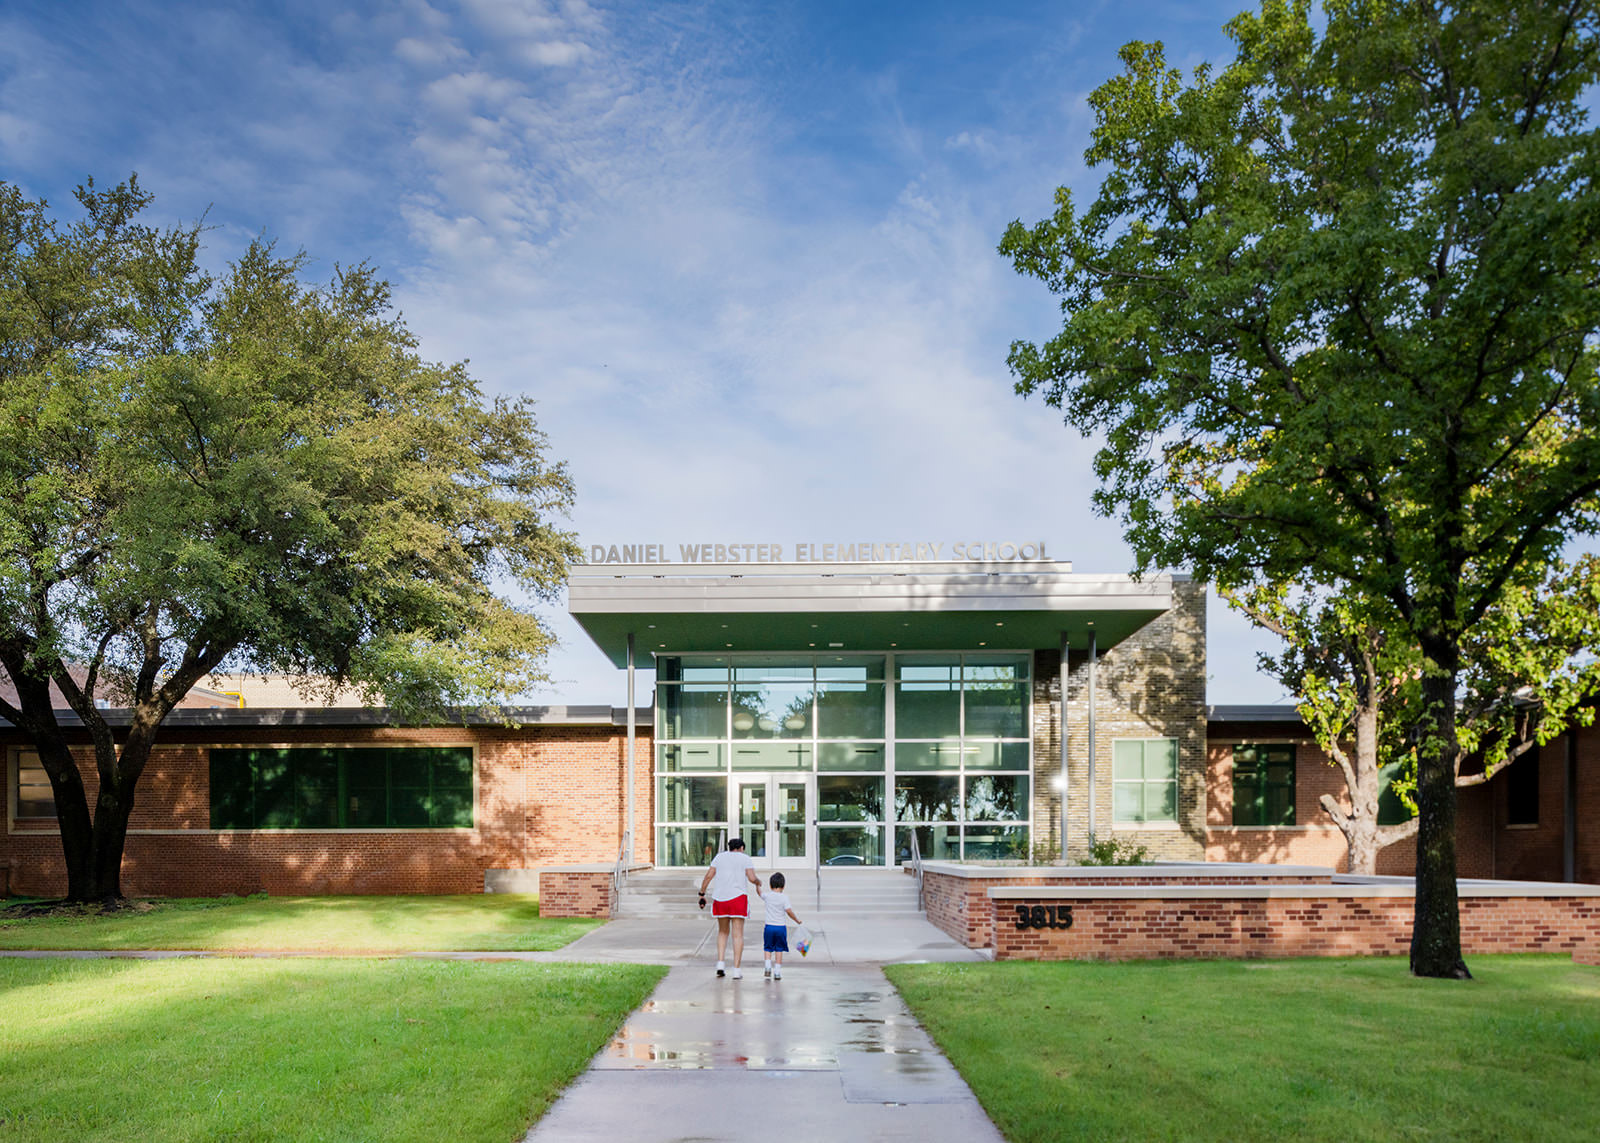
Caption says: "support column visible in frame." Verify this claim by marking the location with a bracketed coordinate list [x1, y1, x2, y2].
[1565, 731, 1578, 883]
[626, 632, 636, 861]
[1058, 632, 1070, 861]
[1087, 627, 1098, 848]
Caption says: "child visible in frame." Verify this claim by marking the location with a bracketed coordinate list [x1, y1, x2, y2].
[761, 872, 803, 979]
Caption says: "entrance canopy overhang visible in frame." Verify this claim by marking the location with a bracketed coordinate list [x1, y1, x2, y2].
[568, 561, 1177, 666]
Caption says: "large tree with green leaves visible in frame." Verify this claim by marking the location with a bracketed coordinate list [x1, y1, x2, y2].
[0, 177, 579, 901]
[1001, 0, 1600, 977]
[1230, 555, 1600, 875]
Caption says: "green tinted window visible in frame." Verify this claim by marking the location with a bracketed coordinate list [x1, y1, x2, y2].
[1111, 739, 1179, 824]
[894, 775, 960, 821]
[209, 747, 474, 829]
[895, 659, 962, 738]
[1231, 744, 1296, 826]
[1377, 760, 1415, 826]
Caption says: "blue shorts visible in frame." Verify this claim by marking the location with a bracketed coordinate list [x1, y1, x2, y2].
[763, 924, 789, 953]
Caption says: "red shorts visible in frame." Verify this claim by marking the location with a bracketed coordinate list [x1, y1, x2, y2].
[711, 896, 748, 918]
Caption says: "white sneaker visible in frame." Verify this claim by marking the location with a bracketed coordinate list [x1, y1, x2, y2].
[772, 967, 782, 980]
[731, 967, 743, 979]
[716, 961, 725, 977]
[763, 959, 772, 977]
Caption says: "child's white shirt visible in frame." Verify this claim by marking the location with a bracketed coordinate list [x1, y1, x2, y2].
[763, 889, 793, 926]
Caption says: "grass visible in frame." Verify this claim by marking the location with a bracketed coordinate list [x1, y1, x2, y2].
[0, 894, 599, 952]
[886, 955, 1600, 1143]
[0, 957, 664, 1142]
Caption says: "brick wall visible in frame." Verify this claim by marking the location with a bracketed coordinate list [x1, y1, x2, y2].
[989, 889, 1600, 962]
[921, 866, 1333, 950]
[2, 720, 656, 897]
[1205, 728, 1506, 879]
[537, 867, 617, 918]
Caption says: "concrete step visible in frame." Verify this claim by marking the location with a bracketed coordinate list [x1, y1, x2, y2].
[615, 868, 924, 920]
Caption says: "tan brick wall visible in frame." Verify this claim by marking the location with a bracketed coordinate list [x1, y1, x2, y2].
[1, 721, 656, 897]
[1057, 577, 1207, 862]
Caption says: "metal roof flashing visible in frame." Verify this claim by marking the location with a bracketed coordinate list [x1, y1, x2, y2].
[567, 563, 1177, 666]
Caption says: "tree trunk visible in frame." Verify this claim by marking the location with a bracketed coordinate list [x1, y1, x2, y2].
[1409, 660, 1470, 979]
[1346, 698, 1384, 875]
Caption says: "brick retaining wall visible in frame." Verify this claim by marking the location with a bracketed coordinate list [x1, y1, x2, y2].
[989, 887, 1600, 962]
[537, 866, 616, 918]
[921, 863, 1334, 950]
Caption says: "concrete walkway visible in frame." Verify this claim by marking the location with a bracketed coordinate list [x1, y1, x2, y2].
[525, 962, 1005, 1143]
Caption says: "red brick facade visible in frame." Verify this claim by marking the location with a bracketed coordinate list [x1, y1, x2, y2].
[1204, 720, 1598, 882]
[2, 718, 653, 897]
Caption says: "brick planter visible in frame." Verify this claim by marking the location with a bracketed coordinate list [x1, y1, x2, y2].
[917, 862, 1600, 963]
[537, 865, 617, 918]
[920, 862, 1334, 950]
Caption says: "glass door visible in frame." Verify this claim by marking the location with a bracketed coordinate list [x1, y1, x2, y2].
[733, 775, 810, 868]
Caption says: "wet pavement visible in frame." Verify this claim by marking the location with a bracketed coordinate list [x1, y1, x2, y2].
[524, 963, 1006, 1142]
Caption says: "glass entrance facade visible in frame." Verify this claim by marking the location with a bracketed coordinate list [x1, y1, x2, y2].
[655, 652, 1031, 866]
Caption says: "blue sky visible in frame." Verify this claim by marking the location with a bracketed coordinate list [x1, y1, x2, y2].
[1, 0, 1289, 706]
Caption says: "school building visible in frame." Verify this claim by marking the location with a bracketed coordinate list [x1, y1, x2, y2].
[3, 548, 1597, 904]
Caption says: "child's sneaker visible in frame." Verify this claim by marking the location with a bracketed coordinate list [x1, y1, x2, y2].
[772, 966, 782, 980]
[763, 959, 772, 977]
[731, 966, 743, 979]
[716, 961, 725, 978]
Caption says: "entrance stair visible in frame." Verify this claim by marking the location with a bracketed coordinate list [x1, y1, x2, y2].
[613, 867, 923, 921]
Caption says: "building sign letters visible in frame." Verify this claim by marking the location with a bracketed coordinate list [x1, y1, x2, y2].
[584, 540, 1050, 565]
[1014, 904, 1074, 930]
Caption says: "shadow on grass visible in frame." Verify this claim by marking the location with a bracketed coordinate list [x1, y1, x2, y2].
[0, 894, 592, 952]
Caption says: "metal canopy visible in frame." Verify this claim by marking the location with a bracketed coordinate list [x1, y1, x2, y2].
[568, 562, 1176, 666]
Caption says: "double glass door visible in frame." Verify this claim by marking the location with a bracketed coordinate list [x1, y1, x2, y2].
[735, 774, 809, 868]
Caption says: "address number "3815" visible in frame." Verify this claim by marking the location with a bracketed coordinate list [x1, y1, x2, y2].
[1014, 904, 1073, 930]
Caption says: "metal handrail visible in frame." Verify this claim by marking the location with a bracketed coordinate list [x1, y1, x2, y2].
[909, 828, 925, 912]
[612, 830, 632, 895]
[813, 818, 821, 911]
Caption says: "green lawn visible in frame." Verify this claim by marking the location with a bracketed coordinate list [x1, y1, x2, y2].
[887, 956, 1600, 1143]
[0, 894, 599, 951]
[0, 957, 663, 1142]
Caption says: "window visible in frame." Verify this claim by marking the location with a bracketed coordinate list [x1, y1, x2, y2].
[13, 749, 55, 819]
[1506, 745, 1540, 826]
[1376, 760, 1414, 825]
[209, 747, 473, 829]
[1232, 744, 1296, 826]
[1112, 738, 1178, 824]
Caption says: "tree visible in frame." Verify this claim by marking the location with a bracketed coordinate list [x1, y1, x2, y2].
[1000, 1, 1600, 977]
[0, 177, 580, 902]
[1231, 556, 1600, 874]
